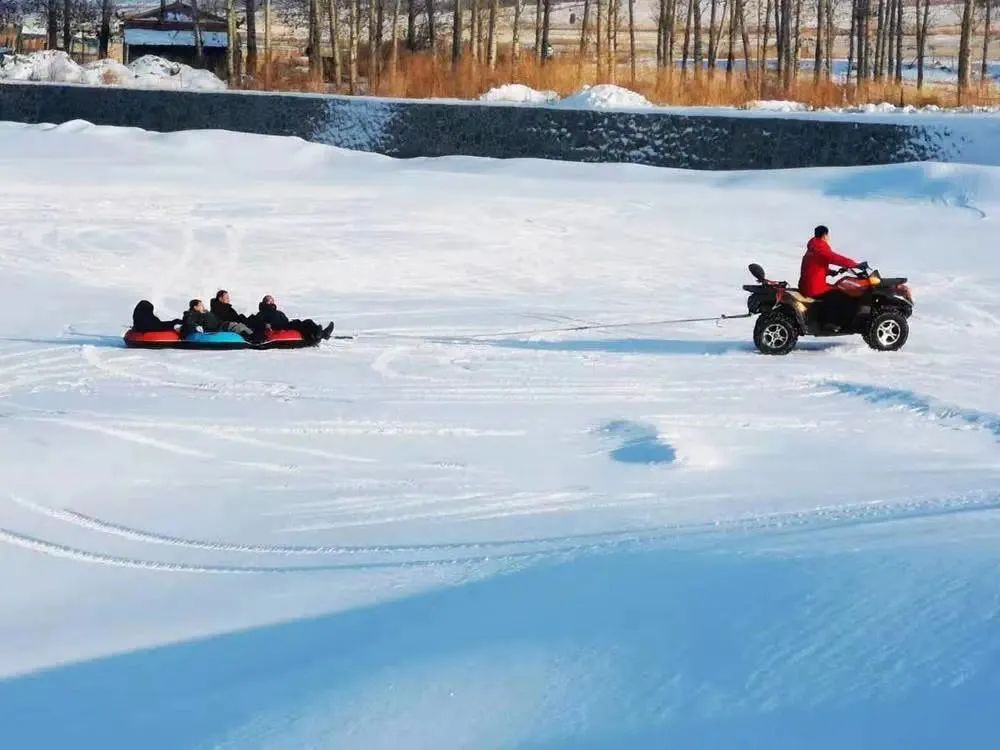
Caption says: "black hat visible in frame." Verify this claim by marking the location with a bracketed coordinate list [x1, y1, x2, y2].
[814, 225, 829, 238]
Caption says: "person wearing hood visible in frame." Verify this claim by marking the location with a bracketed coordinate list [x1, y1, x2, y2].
[248, 295, 334, 343]
[132, 300, 181, 332]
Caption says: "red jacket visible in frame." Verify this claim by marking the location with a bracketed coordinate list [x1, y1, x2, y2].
[799, 237, 859, 297]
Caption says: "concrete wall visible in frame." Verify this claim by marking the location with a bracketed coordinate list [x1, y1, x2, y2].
[0, 82, 956, 169]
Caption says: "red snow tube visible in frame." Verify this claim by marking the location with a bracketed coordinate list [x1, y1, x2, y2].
[261, 329, 317, 349]
[123, 329, 182, 348]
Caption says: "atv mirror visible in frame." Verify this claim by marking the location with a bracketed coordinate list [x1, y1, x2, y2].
[748, 263, 766, 282]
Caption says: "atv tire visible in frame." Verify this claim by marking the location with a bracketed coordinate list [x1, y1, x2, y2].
[753, 312, 799, 355]
[865, 309, 909, 351]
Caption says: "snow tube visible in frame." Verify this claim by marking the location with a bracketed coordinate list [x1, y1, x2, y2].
[123, 329, 182, 348]
[259, 329, 318, 349]
[182, 331, 250, 350]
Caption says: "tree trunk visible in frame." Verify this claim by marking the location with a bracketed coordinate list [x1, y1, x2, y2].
[812, 0, 822, 83]
[62, 0, 70, 51]
[847, 0, 856, 85]
[596, 0, 604, 75]
[761, 0, 771, 81]
[581, 0, 592, 54]
[99, 0, 113, 58]
[488, 0, 498, 67]
[693, 0, 703, 78]
[308, 0, 321, 79]
[427, 0, 437, 54]
[369, 0, 378, 84]
[513, 0, 523, 61]
[824, 0, 833, 79]
[534, 0, 543, 60]
[390, 0, 401, 74]
[628, 0, 636, 82]
[349, 0, 359, 91]
[329, 0, 342, 85]
[608, 0, 617, 81]
[46, 0, 57, 50]
[737, 0, 751, 71]
[191, 0, 205, 62]
[682, 0, 693, 72]
[708, 0, 719, 68]
[668, 0, 678, 67]
[792, 0, 802, 75]
[726, 0, 736, 77]
[229, 0, 241, 82]
[541, 0, 552, 63]
[862, 0, 872, 82]
[264, 0, 272, 84]
[983, 0, 993, 83]
[958, 0, 973, 93]
[407, 0, 416, 49]
[246, 0, 258, 74]
[452, 0, 463, 63]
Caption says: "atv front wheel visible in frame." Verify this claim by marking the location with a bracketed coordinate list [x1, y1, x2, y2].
[865, 309, 909, 351]
[753, 312, 799, 355]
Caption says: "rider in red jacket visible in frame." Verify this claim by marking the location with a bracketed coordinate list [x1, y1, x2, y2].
[799, 225, 860, 298]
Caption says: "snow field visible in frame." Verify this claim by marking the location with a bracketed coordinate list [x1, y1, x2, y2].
[0, 120, 999, 748]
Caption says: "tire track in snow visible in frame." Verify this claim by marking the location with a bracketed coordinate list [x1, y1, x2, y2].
[823, 380, 1000, 441]
[5, 492, 1000, 575]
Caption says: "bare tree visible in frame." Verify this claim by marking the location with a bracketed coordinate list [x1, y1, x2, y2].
[958, 0, 973, 92]
[191, 0, 204, 63]
[534, 0, 542, 60]
[328, 0, 342, 84]
[512, 0, 523, 61]
[390, 0, 401, 73]
[99, 0, 113, 58]
[452, 0, 462, 63]
[487, 0, 498, 67]
[407, 0, 416, 49]
[541, 0, 551, 63]
[246, 0, 257, 74]
[228, 0, 240, 81]
[308, 0, 321, 78]
[426, 0, 437, 53]
[596, 0, 604, 75]
[628, 0, 636, 82]
[983, 0, 994, 83]
[580, 0, 591, 54]
[813, 0, 822, 83]
[349, 0, 359, 90]
[681, 0, 693, 72]
[368, 0, 378, 83]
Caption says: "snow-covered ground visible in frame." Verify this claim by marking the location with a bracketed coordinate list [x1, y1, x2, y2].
[0, 51, 226, 90]
[2, 120, 1000, 748]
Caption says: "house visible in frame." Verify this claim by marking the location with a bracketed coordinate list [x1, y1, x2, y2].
[122, 2, 229, 74]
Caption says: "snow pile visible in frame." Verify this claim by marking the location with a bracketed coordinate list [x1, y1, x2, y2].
[556, 84, 654, 110]
[746, 99, 811, 112]
[0, 51, 226, 91]
[0, 49, 85, 83]
[479, 83, 559, 104]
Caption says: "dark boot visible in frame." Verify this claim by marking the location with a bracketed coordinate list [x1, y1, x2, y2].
[321, 322, 335, 340]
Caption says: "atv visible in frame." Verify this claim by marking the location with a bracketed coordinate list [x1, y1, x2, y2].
[743, 262, 913, 355]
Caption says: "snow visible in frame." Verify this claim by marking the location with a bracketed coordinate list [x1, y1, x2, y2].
[555, 83, 655, 110]
[0, 51, 226, 91]
[479, 83, 559, 104]
[2, 119, 1000, 748]
[746, 99, 812, 112]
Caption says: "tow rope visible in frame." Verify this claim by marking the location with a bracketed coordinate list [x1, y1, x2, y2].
[357, 312, 752, 343]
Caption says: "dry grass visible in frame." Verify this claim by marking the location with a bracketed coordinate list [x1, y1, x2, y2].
[241, 47, 1000, 110]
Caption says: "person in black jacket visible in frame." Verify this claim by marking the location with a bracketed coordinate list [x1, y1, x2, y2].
[132, 300, 180, 332]
[209, 290, 248, 325]
[181, 299, 253, 338]
[248, 295, 334, 343]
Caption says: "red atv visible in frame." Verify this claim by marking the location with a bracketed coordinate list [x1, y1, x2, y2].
[743, 263, 913, 355]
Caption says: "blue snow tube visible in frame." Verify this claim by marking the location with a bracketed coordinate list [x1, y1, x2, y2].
[181, 331, 250, 350]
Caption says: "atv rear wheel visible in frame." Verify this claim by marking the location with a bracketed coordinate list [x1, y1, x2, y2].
[865, 309, 909, 351]
[753, 312, 798, 355]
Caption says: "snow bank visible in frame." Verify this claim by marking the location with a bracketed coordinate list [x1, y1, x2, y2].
[556, 84, 654, 110]
[0, 51, 226, 91]
[746, 99, 811, 112]
[479, 84, 559, 104]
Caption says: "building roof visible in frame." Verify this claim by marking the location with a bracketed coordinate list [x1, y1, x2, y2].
[125, 2, 226, 24]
